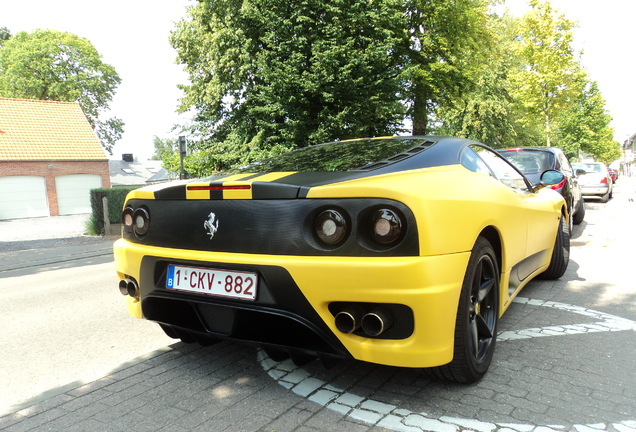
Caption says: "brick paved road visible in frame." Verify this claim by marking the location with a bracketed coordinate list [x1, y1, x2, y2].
[1, 179, 635, 432]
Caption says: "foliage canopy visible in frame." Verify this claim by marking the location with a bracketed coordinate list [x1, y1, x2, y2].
[165, 0, 620, 174]
[171, 0, 410, 171]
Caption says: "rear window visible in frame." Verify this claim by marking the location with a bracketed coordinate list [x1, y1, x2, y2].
[573, 163, 603, 173]
[224, 138, 436, 173]
[500, 150, 553, 175]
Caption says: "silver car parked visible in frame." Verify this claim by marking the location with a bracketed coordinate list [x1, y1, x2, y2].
[571, 162, 613, 203]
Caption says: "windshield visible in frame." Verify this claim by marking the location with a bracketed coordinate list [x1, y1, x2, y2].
[573, 162, 603, 173]
[223, 138, 435, 173]
[500, 150, 553, 175]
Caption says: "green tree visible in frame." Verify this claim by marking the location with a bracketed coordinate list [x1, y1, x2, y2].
[150, 136, 178, 161]
[0, 29, 124, 153]
[510, 0, 579, 147]
[0, 28, 10, 47]
[403, 0, 494, 135]
[556, 78, 620, 164]
[435, 13, 525, 147]
[152, 135, 212, 179]
[170, 0, 408, 170]
[162, 149, 220, 179]
[507, 1, 620, 162]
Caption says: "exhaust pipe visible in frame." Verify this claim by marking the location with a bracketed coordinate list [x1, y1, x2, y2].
[334, 306, 366, 334]
[361, 307, 393, 337]
[118, 278, 139, 298]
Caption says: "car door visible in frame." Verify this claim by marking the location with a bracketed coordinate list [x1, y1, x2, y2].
[556, 151, 581, 214]
[462, 145, 529, 275]
[471, 146, 559, 277]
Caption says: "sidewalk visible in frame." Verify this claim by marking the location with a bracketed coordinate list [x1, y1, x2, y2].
[0, 214, 91, 242]
[0, 214, 115, 269]
[0, 240, 114, 272]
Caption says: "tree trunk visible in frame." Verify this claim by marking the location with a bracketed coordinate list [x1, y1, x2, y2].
[411, 84, 429, 136]
[545, 111, 551, 147]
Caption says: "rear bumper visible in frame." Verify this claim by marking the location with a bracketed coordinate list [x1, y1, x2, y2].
[580, 185, 610, 196]
[114, 239, 471, 368]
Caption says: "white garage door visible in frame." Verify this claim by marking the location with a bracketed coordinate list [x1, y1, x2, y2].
[55, 174, 102, 215]
[0, 176, 49, 220]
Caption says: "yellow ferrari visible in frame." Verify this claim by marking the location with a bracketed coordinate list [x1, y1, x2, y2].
[114, 136, 569, 383]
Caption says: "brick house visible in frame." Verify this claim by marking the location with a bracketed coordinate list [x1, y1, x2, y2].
[0, 98, 111, 220]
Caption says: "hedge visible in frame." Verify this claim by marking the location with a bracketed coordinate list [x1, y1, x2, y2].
[88, 186, 138, 235]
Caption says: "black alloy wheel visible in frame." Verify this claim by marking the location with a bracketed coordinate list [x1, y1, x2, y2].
[426, 237, 499, 383]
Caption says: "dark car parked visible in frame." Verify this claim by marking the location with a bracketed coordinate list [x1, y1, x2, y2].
[499, 147, 585, 229]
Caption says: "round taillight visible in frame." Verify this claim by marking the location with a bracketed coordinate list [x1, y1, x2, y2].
[132, 207, 150, 236]
[315, 209, 348, 246]
[122, 207, 134, 233]
[370, 209, 402, 245]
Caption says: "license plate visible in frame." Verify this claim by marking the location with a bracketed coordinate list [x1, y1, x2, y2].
[166, 264, 257, 301]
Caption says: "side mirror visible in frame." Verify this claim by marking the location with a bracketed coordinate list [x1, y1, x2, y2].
[575, 168, 586, 177]
[541, 170, 565, 185]
[536, 170, 565, 190]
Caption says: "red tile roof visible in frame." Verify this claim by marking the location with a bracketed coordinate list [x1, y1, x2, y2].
[0, 98, 108, 161]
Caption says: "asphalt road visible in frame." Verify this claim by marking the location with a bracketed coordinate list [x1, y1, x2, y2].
[0, 224, 174, 413]
[1, 179, 635, 432]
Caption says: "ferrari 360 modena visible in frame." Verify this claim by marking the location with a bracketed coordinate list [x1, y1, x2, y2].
[114, 136, 570, 383]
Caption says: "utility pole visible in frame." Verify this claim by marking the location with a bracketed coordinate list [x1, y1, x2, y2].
[178, 136, 189, 180]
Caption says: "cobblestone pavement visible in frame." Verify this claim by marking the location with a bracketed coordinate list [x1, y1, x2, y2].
[1, 179, 635, 432]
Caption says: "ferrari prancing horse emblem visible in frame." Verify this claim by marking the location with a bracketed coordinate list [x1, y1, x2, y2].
[204, 212, 219, 239]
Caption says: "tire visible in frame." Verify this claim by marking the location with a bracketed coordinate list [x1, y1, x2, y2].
[539, 215, 570, 280]
[573, 199, 585, 225]
[426, 237, 499, 383]
[600, 191, 610, 203]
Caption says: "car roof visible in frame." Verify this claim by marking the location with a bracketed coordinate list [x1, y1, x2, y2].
[573, 161, 603, 165]
[499, 147, 562, 155]
[199, 136, 487, 188]
[220, 135, 480, 175]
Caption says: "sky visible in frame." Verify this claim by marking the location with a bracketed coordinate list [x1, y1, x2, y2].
[1, 0, 635, 160]
[1, 0, 193, 161]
